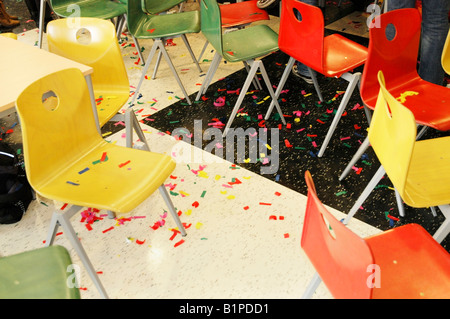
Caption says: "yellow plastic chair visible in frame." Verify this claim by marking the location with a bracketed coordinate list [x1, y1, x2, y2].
[442, 28, 450, 75]
[37, 0, 144, 63]
[0, 33, 17, 39]
[15, 68, 187, 298]
[46, 18, 148, 150]
[344, 71, 450, 244]
[0, 245, 81, 299]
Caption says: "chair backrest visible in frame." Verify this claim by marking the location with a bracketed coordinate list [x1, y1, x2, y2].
[0, 33, 17, 39]
[360, 8, 421, 108]
[368, 71, 417, 198]
[441, 29, 450, 75]
[278, 0, 324, 73]
[15, 68, 104, 191]
[47, 18, 129, 96]
[200, 0, 223, 55]
[301, 170, 374, 299]
[142, 0, 185, 14]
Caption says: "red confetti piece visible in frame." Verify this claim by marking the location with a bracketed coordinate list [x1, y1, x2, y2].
[284, 233, 290, 238]
[100, 152, 107, 162]
[169, 229, 180, 240]
[135, 239, 146, 245]
[147, 28, 155, 33]
[119, 160, 131, 168]
[275, 192, 281, 196]
[192, 201, 199, 208]
[102, 226, 114, 233]
[284, 139, 293, 147]
[243, 206, 249, 210]
[60, 203, 68, 210]
[85, 224, 93, 231]
[269, 215, 277, 220]
[259, 202, 271, 206]
[174, 239, 185, 247]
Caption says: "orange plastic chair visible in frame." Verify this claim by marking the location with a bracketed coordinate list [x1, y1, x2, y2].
[301, 170, 450, 299]
[343, 71, 450, 244]
[340, 8, 450, 181]
[46, 18, 148, 150]
[197, 0, 270, 63]
[264, 0, 367, 157]
[15, 68, 187, 298]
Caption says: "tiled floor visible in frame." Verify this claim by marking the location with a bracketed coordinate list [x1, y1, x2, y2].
[0, 0, 448, 300]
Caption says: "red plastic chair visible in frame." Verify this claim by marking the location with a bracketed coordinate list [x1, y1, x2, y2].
[301, 170, 450, 299]
[264, 0, 367, 157]
[197, 0, 270, 64]
[340, 8, 450, 181]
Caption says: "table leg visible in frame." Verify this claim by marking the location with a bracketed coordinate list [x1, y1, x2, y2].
[38, 0, 46, 49]
[84, 75, 101, 135]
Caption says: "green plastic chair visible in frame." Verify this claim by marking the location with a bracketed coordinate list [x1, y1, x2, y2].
[141, 0, 186, 14]
[128, 0, 202, 106]
[0, 245, 81, 299]
[195, 0, 284, 136]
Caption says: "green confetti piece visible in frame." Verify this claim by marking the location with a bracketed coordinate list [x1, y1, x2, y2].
[335, 191, 347, 196]
[201, 191, 207, 198]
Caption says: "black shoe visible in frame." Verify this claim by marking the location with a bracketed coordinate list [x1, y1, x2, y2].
[257, 0, 280, 10]
[292, 64, 314, 84]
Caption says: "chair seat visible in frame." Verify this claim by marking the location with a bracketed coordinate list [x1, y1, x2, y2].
[35, 142, 176, 213]
[220, 0, 269, 28]
[366, 224, 450, 299]
[52, 0, 127, 19]
[222, 24, 278, 62]
[131, 10, 200, 39]
[95, 92, 129, 127]
[399, 136, 450, 208]
[0, 245, 80, 299]
[364, 77, 450, 131]
[322, 34, 367, 78]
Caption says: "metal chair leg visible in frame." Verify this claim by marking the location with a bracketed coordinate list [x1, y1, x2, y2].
[45, 206, 109, 299]
[158, 185, 187, 236]
[195, 51, 222, 101]
[343, 165, 386, 225]
[301, 272, 322, 299]
[317, 72, 361, 157]
[434, 205, 450, 243]
[264, 56, 296, 121]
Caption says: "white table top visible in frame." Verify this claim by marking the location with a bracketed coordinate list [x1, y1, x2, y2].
[0, 37, 93, 116]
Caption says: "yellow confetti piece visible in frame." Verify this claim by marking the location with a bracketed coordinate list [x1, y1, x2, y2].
[195, 222, 203, 229]
[260, 153, 266, 158]
[265, 144, 272, 150]
[227, 195, 235, 199]
[396, 91, 419, 103]
[244, 158, 251, 163]
[198, 171, 209, 178]
[215, 174, 222, 180]
[179, 191, 190, 196]
[220, 190, 227, 195]
[243, 176, 251, 179]
[185, 209, 192, 216]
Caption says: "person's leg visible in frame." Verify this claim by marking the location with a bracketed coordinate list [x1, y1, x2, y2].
[385, 0, 415, 40]
[294, 0, 319, 84]
[418, 0, 450, 85]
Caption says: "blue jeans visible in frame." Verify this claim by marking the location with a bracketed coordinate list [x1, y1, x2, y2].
[295, 0, 318, 77]
[387, 0, 450, 85]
